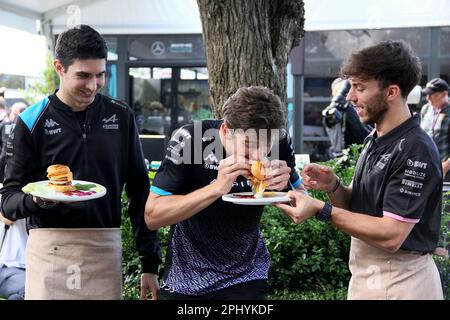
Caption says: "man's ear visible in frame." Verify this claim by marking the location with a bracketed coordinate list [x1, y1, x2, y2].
[386, 85, 401, 101]
[220, 123, 228, 136]
[53, 59, 65, 76]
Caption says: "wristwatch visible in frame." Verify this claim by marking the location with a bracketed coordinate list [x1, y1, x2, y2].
[316, 202, 332, 222]
[34, 197, 56, 209]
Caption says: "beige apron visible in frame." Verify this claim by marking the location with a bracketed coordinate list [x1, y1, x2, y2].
[347, 237, 443, 300]
[25, 228, 122, 300]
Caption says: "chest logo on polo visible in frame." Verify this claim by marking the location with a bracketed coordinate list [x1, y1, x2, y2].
[406, 159, 428, 169]
[44, 118, 62, 135]
[375, 153, 391, 170]
[102, 114, 119, 130]
[204, 152, 219, 170]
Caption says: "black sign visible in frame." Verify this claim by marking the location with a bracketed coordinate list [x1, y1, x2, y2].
[128, 34, 206, 61]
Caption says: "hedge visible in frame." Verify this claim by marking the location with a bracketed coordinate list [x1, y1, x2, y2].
[121, 144, 449, 299]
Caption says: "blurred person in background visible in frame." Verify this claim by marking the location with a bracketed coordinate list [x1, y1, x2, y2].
[0, 210, 27, 300]
[0, 102, 27, 181]
[322, 78, 372, 157]
[420, 78, 450, 181]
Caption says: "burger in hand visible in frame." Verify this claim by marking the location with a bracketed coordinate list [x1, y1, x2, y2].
[250, 160, 267, 198]
[47, 164, 75, 192]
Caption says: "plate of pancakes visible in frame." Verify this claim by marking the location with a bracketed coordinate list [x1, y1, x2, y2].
[23, 164, 107, 202]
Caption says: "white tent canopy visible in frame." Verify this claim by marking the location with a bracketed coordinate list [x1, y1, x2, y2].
[0, 0, 449, 76]
[1, 0, 449, 34]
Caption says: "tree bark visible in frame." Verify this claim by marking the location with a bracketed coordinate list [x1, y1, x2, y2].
[197, 0, 305, 118]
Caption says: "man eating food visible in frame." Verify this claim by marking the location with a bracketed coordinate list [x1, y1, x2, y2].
[145, 86, 304, 299]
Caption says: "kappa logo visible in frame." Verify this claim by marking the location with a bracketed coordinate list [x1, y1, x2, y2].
[204, 152, 219, 165]
[102, 114, 119, 130]
[204, 152, 219, 170]
[44, 118, 59, 128]
[44, 118, 62, 135]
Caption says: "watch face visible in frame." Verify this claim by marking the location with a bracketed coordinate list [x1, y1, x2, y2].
[36, 198, 56, 209]
[316, 203, 332, 221]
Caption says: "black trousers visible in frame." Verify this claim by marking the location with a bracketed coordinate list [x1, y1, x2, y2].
[160, 279, 269, 300]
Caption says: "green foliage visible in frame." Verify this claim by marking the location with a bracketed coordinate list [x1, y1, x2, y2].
[120, 190, 171, 300]
[120, 191, 141, 300]
[120, 144, 449, 300]
[434, 255, 450, 299]
[23, 55, 59, 104]
[261, 206, 351, 295]
[258, 146, 362, 297]
[268, 287, 347, 300]
[435, 192, 450, 299]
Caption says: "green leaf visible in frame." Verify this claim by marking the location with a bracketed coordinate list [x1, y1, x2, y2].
[22, 182, 55, 195]
[74, 183, 97, 191]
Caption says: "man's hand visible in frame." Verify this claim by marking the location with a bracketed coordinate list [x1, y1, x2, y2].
[264, 160, 291, 191]
[274, 190, 323, 224]
[213, 155, 251, 195]
[140, 273, 159, 300]
[301, 164, 337, 192]
[0, 211, 13, 226]
[32, 196, 58, 209]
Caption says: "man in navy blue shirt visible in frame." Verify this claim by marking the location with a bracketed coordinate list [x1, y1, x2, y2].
[146, 86, 303, 299]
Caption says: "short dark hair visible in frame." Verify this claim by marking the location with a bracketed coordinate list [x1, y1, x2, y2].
[222, 86, 286, 132]
[55, 24, 107, 70]
[340, 40, 422, 99]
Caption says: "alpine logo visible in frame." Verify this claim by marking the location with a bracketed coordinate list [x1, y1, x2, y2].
[44, 118, 61, 135]
[44, 118, 59, 128]
[103, 114, 118, 123]
[375, 153, 391, 170]
[102, 114, 119, 130]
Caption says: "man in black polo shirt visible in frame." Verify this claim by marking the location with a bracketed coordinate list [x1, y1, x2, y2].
[277, 40, 443, 299]
[145, 86, 302, 299]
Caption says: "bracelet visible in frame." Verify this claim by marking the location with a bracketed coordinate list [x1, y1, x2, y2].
[328, 176, 341, 193]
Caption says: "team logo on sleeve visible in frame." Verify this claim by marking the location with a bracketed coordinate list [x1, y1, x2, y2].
[203, 152, 219, 170]
[166, 128, 192, 164]
[406, 159, 428, 169]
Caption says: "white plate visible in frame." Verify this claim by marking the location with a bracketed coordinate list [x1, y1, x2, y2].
[27, 180, 107, 203]
[222, 191, 290, 205]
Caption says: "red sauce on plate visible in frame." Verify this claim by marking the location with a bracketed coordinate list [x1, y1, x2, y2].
[63, 190, 97, 196]
[233, 194, 255, 199]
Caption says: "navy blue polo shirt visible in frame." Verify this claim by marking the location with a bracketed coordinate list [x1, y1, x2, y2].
[351, 115, 442, 252]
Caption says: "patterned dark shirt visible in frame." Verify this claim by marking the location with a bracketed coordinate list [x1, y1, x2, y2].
[151, 120, 300, 295]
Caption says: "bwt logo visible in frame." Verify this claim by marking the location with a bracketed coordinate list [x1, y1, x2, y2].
[406, 159, 427, 169]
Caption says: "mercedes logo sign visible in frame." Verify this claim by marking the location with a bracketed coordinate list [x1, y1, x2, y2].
[151, 41, 165, 56]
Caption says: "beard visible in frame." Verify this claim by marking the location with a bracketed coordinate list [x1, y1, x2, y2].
[361, 91, 389, 125]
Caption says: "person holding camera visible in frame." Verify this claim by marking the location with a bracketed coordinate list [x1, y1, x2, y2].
[322, 78, 372, 157]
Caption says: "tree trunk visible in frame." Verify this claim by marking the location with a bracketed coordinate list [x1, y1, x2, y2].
[197, 0, 305, 118]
